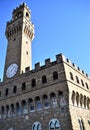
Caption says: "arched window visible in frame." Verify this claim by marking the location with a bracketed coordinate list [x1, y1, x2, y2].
[21, 100, 28, 114]
[78, 118, 85, 130]
[70, 72, 74, 80]
[49, 118, 60, 130]
[0, 91, 1, 97]
[32, 121, 42, 130]
[84, 96, 86, 108]
[6, 105, 10, 117]
[22, 82, 26, 91]
[43, 95, 50, 108]
[53, 71, 58, 80]
[32, 79, 36, 87]
[81, 80, 84, 87]
[16, 102, 21, 115]
[76, 92, 79, 106]
[50, 92, 57, 107]
[58, 91, 66, 106]
[11, 104, 15, 114]
[80, 94, 83, 107]
[1, 106, 5, 118]
[5, 88, 9, 96]
[85, 82, 89, 89]
[35, 96, 42, 110]
[28, 98, 34, 112]
[71, 91, 75, 105]
[42, 75, 47, 84]
[13, 86, 17, 93]
[76, 76, 79, 84]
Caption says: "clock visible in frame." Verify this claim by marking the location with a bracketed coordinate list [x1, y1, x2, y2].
[6, 63, 18, 78]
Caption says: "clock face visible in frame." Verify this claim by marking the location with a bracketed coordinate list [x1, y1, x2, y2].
[6, 63, 18, 78]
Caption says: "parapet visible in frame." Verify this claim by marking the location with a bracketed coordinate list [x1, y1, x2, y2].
[24, 53, 89, 79]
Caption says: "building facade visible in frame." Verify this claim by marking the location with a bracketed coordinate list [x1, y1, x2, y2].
[0, 3, 90, 130]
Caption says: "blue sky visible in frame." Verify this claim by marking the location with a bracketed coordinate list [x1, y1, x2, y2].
[0, 0, 90, 80]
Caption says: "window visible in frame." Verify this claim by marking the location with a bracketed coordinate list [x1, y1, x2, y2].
[78, 118, 85, 130]
[6, 105, 10, 117]
[16, 103, 21, 115]
[32, 79, 36, 87]
[71, 91, 75, 105]
[70, 72, 74, 80]
[35, 96, 42, 110]
[42, 75, 47, 84]
[81, 80, 84, 87]
[76, 92, 79, 106]
[13, 86, 17, 93]
[22, 82, 26, 91]
[53, 71, 58, 80]
[0, 91, 1, 97]
[11, 104, 15, 113]
[50, 92, 57, 107]
[21, 100, 28, 114]
[49, 118, 60, 130]
[76, 76, 79, 84]
[85, 82, 89, 89]
[5, 88, 9, 96]
[59, 91, 66, 106]
[28, 98, 34, 112]
[88, 118, 90, 125]
[32, 122, 42, 130]
[43, 95, 50, 108]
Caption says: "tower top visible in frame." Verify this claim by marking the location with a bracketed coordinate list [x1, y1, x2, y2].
[7, 2, 32, 26]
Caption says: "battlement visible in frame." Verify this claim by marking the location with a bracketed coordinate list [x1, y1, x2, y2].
[24, 53, 89, 79]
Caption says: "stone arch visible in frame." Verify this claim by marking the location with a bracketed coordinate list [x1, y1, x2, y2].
[71, 91, 75, 105]
[16, 102, 21, 115]
[42, 75, 47, 84]
[53, 71, 58, 80]
[84, 95, 86, 108]
[35, 96, 42, 110]
[76, 92, 79, 106]
[58, 91, 66, 106]
[50, 92, 57, 107]
[28, 98, 34, 112]
[42, 94, 50, 108]
[80, 94, 83, 107]
[21, 100, 28, 114]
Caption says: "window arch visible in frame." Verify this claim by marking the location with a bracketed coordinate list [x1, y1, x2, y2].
[80, 94, 83, 107]
[13, 86, 17, 93]
[76, 76, 79, 84]
[5, 88, 9, 96]
[53, 71, 58, 80]
[32, 121, 42, 130]
[70, 72, 74, 80]
[42, 75, 47, 84]
[28, 98, 34, 112]
[32, 79, 36, 87]
[11, 104, 15, 116]
[81, 79, 84, 87]
[6, 105, 10, 117]
[58, 91, 66, 106]
[50, 92, 57, 107]
[16, 102, 21, 115]
[71, 91, 75, 105]
[22, 82, 26, 91]
[21, 100, 28, 114]
[85, 82, 89, 89]
[76, 92, 79, 106]
[49, 118, 60, 130]
[35, 96, 42, 110]
[43, 94, 50, 108]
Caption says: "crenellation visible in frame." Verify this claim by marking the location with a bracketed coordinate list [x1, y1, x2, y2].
[35, 62, 40, 70]
[45, 58, 51, 67]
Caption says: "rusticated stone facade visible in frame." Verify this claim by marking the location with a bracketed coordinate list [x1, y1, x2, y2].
[0, 3, 90, 130]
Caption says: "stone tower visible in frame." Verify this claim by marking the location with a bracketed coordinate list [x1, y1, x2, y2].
[3, 3, 34, 81]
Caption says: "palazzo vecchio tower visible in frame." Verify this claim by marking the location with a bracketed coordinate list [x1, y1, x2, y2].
[0, 3, 90, 130]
